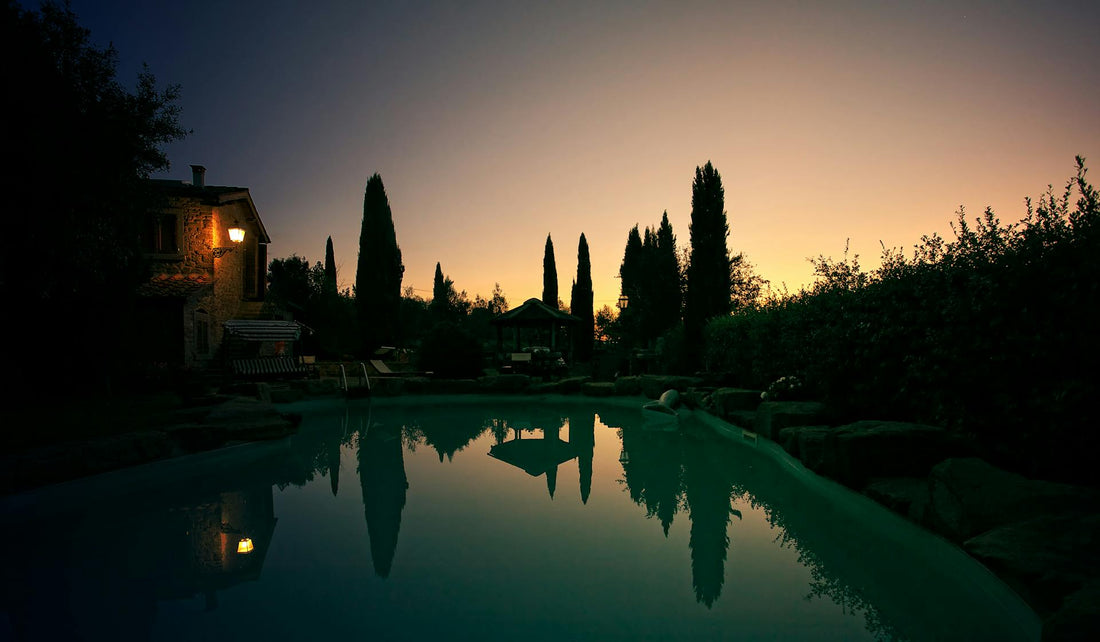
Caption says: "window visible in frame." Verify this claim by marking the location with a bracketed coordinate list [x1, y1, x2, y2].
[145, 213, 180, 255]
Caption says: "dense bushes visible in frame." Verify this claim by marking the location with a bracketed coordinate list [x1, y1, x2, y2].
[706, 158, 1100, 483]
[417, 322, 485, 378]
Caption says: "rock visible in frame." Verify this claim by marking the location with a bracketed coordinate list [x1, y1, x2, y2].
[863, 477, 930, 522]
[754, 401, 828, 440]
[710, 388, 764, 415]
[425, 379, 479, 394]
[777, 425, 828, 457]
[529, 381, 562, 394]
[583, 382, 616, 397]
[557, 376, 591, 393]
[927, 458, 1100, 542]
[478, 374, 532, 393]
[638, 375, 705, 399]
[723, 410, 756, 429]
[825, 420, 972, 488]
[797, 427, 834, 472]
[1042, 583, 1100, 642]
[613, 377, 643, 395]
[965, 515, 1100, 617]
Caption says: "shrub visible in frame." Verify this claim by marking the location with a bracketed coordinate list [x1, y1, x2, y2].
[417, 322, 484, 378]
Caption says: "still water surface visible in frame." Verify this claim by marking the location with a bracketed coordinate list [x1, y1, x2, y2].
[0, 396, 1037, 641]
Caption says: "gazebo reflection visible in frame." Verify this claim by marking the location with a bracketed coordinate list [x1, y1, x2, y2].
[488, 420, 586, 500]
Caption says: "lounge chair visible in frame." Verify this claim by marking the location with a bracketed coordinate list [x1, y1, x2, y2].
[369, 359, 432, 377]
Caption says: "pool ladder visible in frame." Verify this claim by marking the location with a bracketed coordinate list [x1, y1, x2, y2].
[339, 362, 372, 397]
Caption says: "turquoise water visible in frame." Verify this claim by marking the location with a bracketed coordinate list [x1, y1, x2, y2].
[0, 396, 1038, 641]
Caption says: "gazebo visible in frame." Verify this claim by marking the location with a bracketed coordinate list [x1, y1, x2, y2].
[491, 297, 580, 362]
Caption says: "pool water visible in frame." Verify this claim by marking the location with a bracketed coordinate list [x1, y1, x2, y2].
[0, 396, 1038, 641]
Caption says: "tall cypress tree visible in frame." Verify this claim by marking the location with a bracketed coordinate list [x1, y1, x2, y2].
[355, 173, 404, 351]
[570, 233, 594, 361]
[684, 161, 731, 366]
[430, 262, 448, 322]
[324, 235, 338, 296]
[654, 211, 682, 336]
[619, 225, 644, 345]
[542, 234, 558, 309]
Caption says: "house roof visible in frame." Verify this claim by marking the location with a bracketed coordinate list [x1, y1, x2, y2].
[148, 179, 272, 244]
[490, 297, 580, 326]
[137, 273, 212, 298]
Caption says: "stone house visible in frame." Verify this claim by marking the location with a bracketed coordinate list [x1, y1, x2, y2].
[134, 165, 273, 369]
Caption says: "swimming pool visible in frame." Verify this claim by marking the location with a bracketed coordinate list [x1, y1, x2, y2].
[0, 395, 1038, 641]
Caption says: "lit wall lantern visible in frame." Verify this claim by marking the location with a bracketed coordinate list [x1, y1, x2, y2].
[214, 225, 246, 258]
[237, 537, 254, 554]
[617, 295, 629, 310]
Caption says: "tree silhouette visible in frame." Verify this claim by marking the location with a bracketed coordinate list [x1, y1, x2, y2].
[357, 421, 409, 578]
[355, 174, 404, 352]
[618, 225, 644, 345]
[570, 234, 595, 361]
[653, 212, 682, 337]
[324, 236, 337, 296]
[685, 161, 731, 367]
[683, 439, 734, 607]
[542, 234, 558, 309]
[2, 1, 187, 395]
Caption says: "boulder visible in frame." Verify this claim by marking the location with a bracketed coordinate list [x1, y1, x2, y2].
[478, 374, 532, 393]
[583, 382, 616, 397]
[797, 427, 834, 472]
[825, 420, 972, 488]
[529, 381, 562, 394]
[723, 410, 756, 429]
[965, 514, 1100, 617]
[927, 458, 1100, 542]
[1042, 583, 1100, 642]
[863, 477, 930, 522]
[754, 401, 828, 440]
[613, 377, 643, 395]
[638, 375, 705, 399]
[557, 376, 591, 393]
[710, 387, 764, 415]
[777, 425, 829, 458]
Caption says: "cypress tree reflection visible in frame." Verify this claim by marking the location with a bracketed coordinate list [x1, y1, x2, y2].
[571, 412, 596, 504]
[357, 409, 409, 578]
[619, 428, 684, 536]
[683, 438, 737, 608]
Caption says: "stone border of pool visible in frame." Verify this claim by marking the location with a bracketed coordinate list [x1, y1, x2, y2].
[4, 373, 1097, 639]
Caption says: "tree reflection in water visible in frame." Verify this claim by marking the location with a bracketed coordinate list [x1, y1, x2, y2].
[356, 412, 408, 578]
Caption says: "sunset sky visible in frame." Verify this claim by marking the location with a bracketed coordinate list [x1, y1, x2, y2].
[69, 0, 1099, 310]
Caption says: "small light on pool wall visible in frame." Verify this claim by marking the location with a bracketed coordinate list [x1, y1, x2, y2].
[237, 537, 254, 554]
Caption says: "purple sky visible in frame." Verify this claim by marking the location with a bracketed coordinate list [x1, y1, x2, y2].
[66, 0, 1100, 309]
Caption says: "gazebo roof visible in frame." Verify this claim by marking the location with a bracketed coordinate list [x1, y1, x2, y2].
[491, 298, 580, 326]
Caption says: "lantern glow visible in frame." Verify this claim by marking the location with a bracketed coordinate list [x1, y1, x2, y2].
[237, 537, 254, 554]
[228, 227, 246, 243]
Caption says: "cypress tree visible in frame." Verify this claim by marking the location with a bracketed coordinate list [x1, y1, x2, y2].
[324, 236, 338, 296]
[619, 225, 644, 345]
[542, 234, 558, 309]
[654, 211, 682, 336]
[355, 173, 404, 351]
[570, 233, 594, 361]
[684, 161, 731, 366]
[430, 262, 448, 322]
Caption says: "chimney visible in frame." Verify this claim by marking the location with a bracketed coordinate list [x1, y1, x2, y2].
[190, 164, 206, 188]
